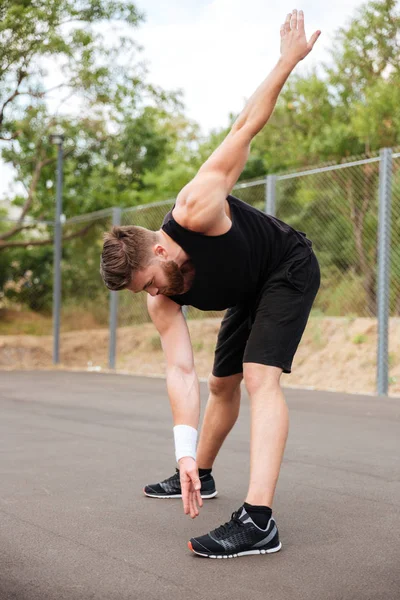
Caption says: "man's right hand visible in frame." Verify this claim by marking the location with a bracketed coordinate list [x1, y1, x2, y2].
[178, 456, 203, 519]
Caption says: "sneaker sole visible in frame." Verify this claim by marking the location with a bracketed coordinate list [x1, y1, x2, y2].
[188, 541, 282, 558]
[143, 490, 218, 499]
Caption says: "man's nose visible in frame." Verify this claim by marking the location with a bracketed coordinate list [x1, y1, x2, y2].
[148, 287, 158, 297]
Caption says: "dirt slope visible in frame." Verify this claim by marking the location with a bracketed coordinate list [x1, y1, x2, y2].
[1, 317, 399, 396]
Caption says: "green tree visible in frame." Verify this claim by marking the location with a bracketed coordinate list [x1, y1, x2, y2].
[242, 0, 400, 314]
[0, 0, 188, 249]
[0, 0, 198, 312]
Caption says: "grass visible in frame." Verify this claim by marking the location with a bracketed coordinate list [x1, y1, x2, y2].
[149, 336, 162, 351]
[0, 306, 106, 336]
[316, 272, 369, 317]
[0, 309, 52, 336]
[352, 334, 368, 345]
[192, 341, 204, 352]
[306, 319, 327, 350]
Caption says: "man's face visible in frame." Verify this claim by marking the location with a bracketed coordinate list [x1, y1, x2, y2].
[129, 259, 185, 297]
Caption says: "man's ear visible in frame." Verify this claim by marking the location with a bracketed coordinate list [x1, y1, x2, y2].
[154, 244, 168, 259]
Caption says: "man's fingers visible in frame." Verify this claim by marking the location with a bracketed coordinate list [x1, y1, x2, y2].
[189, 489, 196, 518]
[308, 30, 321, 49]
[188, 490, 193, 517]
[180, 467, 201, 518]
[193, 477, 201, 492]
[291, 9, 298, 30]
[192, 486, 202, 516]
[189, 489, 198, 518]
[181, 479, 190, 514]
[189, 471, 201, 492]
[192, 489, 199, 515]
[189, 474, 201, 518]
[298, 9, 305, 32]
[280, 24, 285, 38]
[193, 491, 200, 514]
[196, 488, 203, 509]
[284, 12, 291, 33]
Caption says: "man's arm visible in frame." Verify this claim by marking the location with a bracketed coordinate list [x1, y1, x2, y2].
[175, 10, 320, 232]
[147, 294, 203, 518]
[147, 294, 199, 430]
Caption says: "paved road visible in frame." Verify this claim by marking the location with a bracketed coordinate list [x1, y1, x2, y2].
[0, 371, 399, 600]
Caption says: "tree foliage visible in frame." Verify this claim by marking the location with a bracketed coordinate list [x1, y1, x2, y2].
[0, 0, 192, 246]
[237, 0, 400, 313]
[1, 0, 400, 316]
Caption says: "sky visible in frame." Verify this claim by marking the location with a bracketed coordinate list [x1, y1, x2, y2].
[1, 0, 368, 202]
[133, 0, 368, 132]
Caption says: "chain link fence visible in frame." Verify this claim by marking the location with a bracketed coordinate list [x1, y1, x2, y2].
[391, 155, 400, 312]
[389, 152, 400, 391]
[275, 155, 382, 394]
[0, 218, 56, 341]
[276, 158, 381, 317]
[1, 148, 399, 394]
[59, 212, 113, 369]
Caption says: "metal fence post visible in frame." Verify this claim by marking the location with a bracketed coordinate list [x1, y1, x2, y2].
[266, 174, 277, 216]
[377, 148, 393, 396]
[108, 207, 121, 369]
[52, 142, 63, 364]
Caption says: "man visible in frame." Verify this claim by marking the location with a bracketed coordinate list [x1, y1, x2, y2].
[100, 10, 321, 559]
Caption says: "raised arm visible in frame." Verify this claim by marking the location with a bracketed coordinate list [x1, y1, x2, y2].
[147, 294, 203, 518]
[175, 10, 320, 232]
[226, 10, 320, 143]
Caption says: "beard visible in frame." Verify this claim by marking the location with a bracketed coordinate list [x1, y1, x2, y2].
[160, 260, 185, 296]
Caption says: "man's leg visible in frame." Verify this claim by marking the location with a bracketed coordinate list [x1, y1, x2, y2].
[239, 253, 320, 506]
[188, 363, 286, 558]
[144, 302, 248, 500]
[197, 302, 250, 469]
[143, 373, 242, 498]
[196, 373, 243, 469]
[243, 364, 287, 507]
[188, 254, 320, 557]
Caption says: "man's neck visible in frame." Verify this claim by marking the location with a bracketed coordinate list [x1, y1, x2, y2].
[158, 230, 189, 267]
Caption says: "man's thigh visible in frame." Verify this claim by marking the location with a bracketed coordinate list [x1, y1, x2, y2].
[212, 305, 250, 378]
[244, 252, 320, 374]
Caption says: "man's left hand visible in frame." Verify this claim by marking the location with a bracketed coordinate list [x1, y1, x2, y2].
[178, 456, 203, 518]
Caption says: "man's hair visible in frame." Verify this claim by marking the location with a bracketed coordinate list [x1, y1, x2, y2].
[100, 225, 157, 291]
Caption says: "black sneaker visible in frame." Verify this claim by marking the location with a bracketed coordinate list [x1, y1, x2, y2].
[143, 468, 218, 499]
[188, 505, 281, 558]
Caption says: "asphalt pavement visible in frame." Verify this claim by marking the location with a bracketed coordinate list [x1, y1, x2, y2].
[0, 370, 399, 600]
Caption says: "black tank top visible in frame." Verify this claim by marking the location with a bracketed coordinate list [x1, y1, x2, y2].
[161, 194, 313, 311]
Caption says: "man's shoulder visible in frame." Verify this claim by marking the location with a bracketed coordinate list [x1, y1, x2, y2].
[172, 171, 230, 235]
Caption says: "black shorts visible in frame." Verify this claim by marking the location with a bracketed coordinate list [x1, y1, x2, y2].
[212, 251, 320, 377]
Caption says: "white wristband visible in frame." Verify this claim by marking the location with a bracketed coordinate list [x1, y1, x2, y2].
[173, 425, 197, 462]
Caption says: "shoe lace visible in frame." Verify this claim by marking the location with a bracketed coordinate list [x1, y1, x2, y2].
[162, 468, 180, 484]
[212, 510, 244, 539]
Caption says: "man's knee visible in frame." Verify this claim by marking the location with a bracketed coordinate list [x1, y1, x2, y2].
[243, 363, 282, 397]
[208, 373, 243, 398]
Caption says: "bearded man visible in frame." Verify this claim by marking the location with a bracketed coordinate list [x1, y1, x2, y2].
[101, 9, 321, 559]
